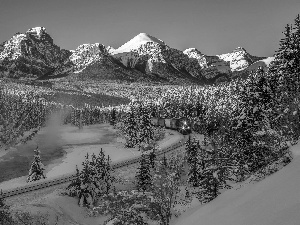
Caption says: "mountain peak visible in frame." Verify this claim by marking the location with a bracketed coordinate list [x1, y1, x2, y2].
[113, 32, 165, 54]
[26, 27, 47, 38]
[183, 48, 203, 55]
[233, 46, 247, 53]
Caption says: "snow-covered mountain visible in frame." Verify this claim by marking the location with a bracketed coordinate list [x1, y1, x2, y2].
[183, 48, 231, 79]
[112, 32, 166, 54]
[110, 33, 206, 82]
[0, 27, 73, 78]
[217, 47, 266, 72]
[0, 27, 270, 83]
[69, 43, 108, 73]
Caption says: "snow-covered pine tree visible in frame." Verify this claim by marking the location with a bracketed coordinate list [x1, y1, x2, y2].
[185, 137, 198, 165]
[135, 153, 152, 193]
[66, 149, 113, 207]
[149, 147, 157, 169]
[162, 153, 168, 170]
[103, 155, 113, 195]
[148, 153, 183, 225]
[122, 105, 139, 148]
[137, 104, 154, 146]
[79, 109, 83, 129]
[0, 190, 13, 225]
[268, 14, 300, 141]
[77, 152, 92, 207]
[27, 146, 46, 182]
[110, 108, 117, 126]
[198, 145, 229, 203]
[187, 139, 202, 187]
[184, 135, 192, 163]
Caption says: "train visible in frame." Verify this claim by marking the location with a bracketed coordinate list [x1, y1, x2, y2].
[150, 117, 192, 135]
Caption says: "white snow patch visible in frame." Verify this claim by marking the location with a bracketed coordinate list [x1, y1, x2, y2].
[259, 56, 275, 66]
[26, 27, 46, 38]
[113, 33, 165, 54]
[172, 144, 300, 225]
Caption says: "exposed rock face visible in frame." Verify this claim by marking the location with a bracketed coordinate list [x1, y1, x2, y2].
[70, 43, 108, 73]
[69, 41, 157, 83]
[183, 48, 231, 79]
[0, 27, 73, 78]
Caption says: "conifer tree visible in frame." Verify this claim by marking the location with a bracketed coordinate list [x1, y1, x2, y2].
[187, 140, 203, 187]
[148, 153, 183, 225]
[0, 190, 13, 225]
[149, 147, 157, 169]
[110, 108, 117, 126]
[198, 146, 229, 203]
[138, 104, 154, 146]
[27, 146, 46, 182]
[184, 135, 192, 163]
[103, 155, 113, 195]
[67, 149, 113, 207]
[135, 153, 152, 193]
[123, 106, 139, 148]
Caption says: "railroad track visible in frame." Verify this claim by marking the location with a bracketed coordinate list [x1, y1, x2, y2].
[1, 135, 189, 198]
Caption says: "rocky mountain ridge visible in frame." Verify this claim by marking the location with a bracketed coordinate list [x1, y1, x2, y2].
[0, 27, 73, 79]
[0, 27, 272, 83]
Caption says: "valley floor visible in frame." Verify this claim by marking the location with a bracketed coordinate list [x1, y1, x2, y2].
[2, 125, 186, 225]
[0, 123, 182, 191]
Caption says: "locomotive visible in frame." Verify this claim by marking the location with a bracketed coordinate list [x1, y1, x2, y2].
[150, 117, 192, 135]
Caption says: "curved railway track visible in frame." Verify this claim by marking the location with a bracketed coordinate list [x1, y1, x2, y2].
[1, 135, 189, 198]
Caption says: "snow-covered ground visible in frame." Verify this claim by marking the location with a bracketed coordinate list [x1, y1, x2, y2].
[171, 141, 300, 225]
[3, 126, 184, 225]
[0, 124, 182, 191]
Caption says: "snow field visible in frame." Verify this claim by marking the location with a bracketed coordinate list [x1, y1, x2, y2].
[171, 141, 300, 225]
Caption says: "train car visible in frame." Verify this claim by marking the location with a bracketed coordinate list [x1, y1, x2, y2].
[165, 118, 172, 128]
[150, 117, 159, 126]
[150, 117, 192, 134]
[170, 118, 180, 130]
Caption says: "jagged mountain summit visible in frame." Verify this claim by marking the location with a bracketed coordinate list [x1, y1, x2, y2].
[0, 27, 73, 79]
[0, 27, 270, 83]
[70, 43, 108, 73]
[217, 47, 266, 71]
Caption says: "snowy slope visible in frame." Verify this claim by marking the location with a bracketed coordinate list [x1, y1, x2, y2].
[217, 47, 265, 72]
[172, 144, 300, 225]
[0, 27, 73, 78]
[112, 33, 165, 54]
[184, 48, 231, 79]
[69, 43, 108, 73]
[260, 56, 275, 66]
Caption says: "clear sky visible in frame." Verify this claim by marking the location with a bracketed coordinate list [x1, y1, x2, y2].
[1, 0, 299, 57]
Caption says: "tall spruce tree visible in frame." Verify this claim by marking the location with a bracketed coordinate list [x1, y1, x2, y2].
[138, 104, 154, 146]
[135, 153, 152, 193]
[110, 108, 117, 126]
[0, 190, 13, 225]
[67, 149, 113, 207]
[187, 139, 202, 187]
[27, 146, 46, 182]
[149, 147, 157, 169]
[198, 145, 230, 203]
[123, 106, 139, 148]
